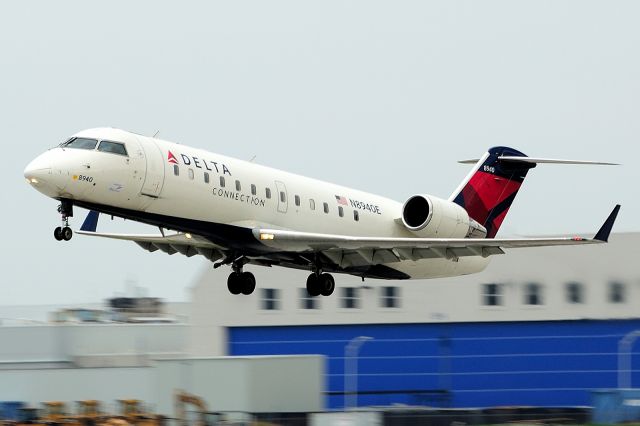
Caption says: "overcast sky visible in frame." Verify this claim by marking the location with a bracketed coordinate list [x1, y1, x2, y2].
[1, 1, 637, 306]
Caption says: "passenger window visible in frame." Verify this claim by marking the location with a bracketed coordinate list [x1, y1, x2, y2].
[173, 165, 179, 176]
[188, 169, 194, 180]
[310, 199, 315, 210]
[266, 188, 272, 199]
[338, 206, 344, 217]
[97, 140, 128, 156]
[295, 195, 300, 206]
[280, 191, 286, 203]
[236, 180, 241, 191]
[64, 137, 98, 150]
[353, 210, 359, 222]
[323, 202, 329, 214]
[204, 172, 210, 184]
[251, 184, 257, 196]
[220, 176, 225, 187]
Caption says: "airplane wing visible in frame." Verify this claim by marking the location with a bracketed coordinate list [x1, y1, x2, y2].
[75, 205, 619, 271]
[253, 205, 621, 265]
[76, 211, 226, 262]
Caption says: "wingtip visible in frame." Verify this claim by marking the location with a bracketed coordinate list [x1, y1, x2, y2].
[80, 210, 100, 232]
[594, 204, 621, 242]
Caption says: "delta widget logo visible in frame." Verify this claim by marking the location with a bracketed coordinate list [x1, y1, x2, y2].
[167, 151, 179, 164]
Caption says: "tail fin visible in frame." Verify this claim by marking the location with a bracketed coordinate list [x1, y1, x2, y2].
[450, 146, 535, 238]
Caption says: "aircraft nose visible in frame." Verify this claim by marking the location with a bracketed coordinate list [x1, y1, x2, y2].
[24, 154, 51, 184]
[24, 152, 60, 197]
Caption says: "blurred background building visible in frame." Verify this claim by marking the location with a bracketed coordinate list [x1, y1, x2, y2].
[190, 232, 640, 409]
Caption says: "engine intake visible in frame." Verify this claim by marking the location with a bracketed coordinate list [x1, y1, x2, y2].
[401, 195, 484, 238]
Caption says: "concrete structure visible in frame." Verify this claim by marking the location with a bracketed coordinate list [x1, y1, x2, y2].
[188, 232, 640, 408]
[0, 356, 323, 415]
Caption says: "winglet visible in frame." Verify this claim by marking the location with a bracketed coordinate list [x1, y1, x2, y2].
[594, 205, 621, 242]
[80, 210, 100, 232]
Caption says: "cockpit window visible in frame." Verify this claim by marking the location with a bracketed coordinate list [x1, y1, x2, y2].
[97, 141, 128, 156]
[63, 137, 98, 150]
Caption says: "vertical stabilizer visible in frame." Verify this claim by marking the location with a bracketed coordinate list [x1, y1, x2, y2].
[450, 147, 535, 238]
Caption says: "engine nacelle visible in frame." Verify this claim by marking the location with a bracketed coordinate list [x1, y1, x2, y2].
[401, 194, 485, 238]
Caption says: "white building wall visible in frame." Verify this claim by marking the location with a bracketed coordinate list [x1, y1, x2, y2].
[0, 368, 152, 410]
[188, 233, 640, 356]
[0, 324, 188, 364]
[0, 357, 324, 415]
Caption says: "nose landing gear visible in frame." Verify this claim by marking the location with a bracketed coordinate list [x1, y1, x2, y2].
[54, 201, 74, 242]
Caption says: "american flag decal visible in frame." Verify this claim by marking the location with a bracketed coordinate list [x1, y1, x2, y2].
[335, 195, 348, 205]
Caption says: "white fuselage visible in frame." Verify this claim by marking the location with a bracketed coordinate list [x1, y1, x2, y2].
[25, 128, 489, 280]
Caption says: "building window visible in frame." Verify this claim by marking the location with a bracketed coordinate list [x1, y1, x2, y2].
[609, 282, 626, 303]
[251, 184, 257, 196]
[280, 191, 286, 203]
[173, 164, 179, 176]
[266, 188, 271, 199]
[235, 180, 241, 191]
[341, 287, 359, 309]
[188, 169, 194, 180]
[524, 282, 543, 305]
[353, 210, 359, 221]
[566, 282, 584, 304]
[300, 288, 318, 310]
[482, 283, 503, 306]
[295, 195, 300, 207]
[261, 288, 280, 310]
[310, 199, 316, 210]
[219, 176, 225, 187]
[381, 286, 400, 308]
[323, 202, 329, 214]
[204, 172, 210, 184]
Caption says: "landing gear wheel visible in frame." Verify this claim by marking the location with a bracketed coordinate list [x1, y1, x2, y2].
[306, 274, 321, 297]
[240, 272, 256, 295]
[319, 273, 335, 296]
[54, 227, 63, 241]
[62, 226, 73, 241]
[227, 272, 242, 295]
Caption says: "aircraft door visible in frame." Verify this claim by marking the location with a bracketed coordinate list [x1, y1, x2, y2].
[275, 180, 288, 213]
[138, 137, 165, 197]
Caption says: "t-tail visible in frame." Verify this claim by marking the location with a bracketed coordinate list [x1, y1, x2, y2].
[450, 147, 618, 238]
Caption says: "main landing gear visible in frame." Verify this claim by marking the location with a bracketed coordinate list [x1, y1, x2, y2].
[54, 201, 73, 242]
[227, 271, 256, 296]
[306, 272, 335, 297]
[219, 256, 256, 296]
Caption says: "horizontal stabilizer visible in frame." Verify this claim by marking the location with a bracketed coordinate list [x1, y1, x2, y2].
[498, 156, 619, 166]
[459, 156, 619, 165]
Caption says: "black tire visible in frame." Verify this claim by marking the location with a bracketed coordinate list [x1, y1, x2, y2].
[320, 273, 335, 296]
[306, 274, 321, 297]
[54, 227, 63, 241]
[227, 272, 242, 295]
[62, 226, 73, 241]
[240, 272, 256, 295]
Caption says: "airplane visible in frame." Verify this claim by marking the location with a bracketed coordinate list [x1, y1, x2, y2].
[24, 128, 620, 297]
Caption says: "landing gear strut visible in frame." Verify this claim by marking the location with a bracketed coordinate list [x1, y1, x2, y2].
[224, 257, 256, 295]
[54, 201, 73, 241]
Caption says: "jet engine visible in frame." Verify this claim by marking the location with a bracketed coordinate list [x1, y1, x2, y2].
[400, 194, 487, 239]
